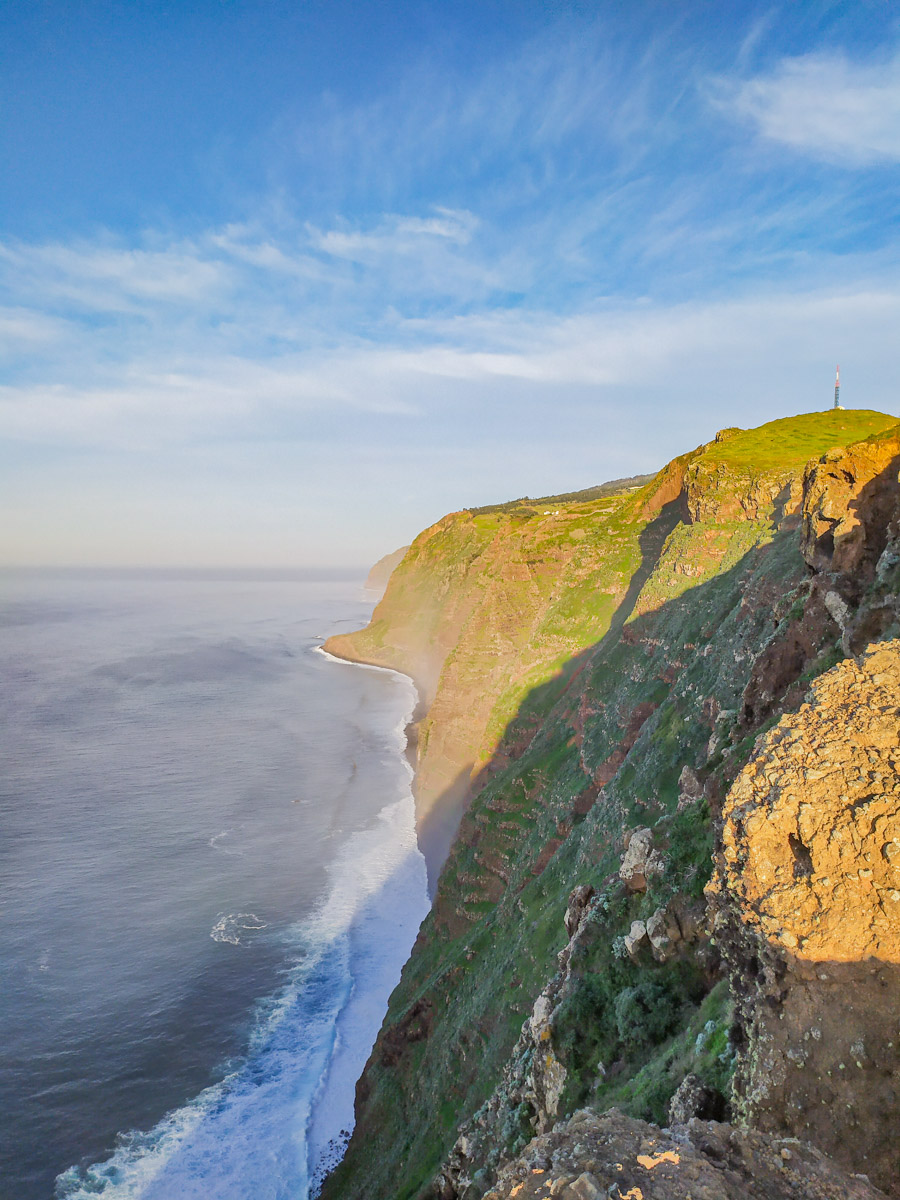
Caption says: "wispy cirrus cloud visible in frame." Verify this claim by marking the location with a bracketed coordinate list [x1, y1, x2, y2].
[309, 209, 477, 260]
[3, 266, 898, 452]
[718, 50, 900, 164]
[276, 24, 666, 223]
[0, 240, 234, 314]
[4, 9, 900, 566]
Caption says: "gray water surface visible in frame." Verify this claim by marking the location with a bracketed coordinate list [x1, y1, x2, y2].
[0, 570, 427, 1199]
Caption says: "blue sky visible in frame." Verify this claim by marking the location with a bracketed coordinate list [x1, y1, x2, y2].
[2, 0, 900, 566]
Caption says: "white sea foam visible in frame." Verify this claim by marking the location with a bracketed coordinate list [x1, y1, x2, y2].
[56, 655, 428, 1200]
[208, 827, 244, 855]
[210, 912, 268, 945]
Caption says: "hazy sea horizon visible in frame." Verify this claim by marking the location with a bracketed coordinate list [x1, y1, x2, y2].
[0, 568, 429, 1199]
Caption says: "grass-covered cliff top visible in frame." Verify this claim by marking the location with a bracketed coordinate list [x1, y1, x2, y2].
[698, 408, 897, 471]
[466, 473, 655, 518]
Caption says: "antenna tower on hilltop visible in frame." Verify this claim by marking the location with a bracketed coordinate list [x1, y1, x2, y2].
[834, 364, 843, 410]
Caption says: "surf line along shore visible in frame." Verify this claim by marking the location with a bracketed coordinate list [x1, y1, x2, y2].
[316, 641, 452, 897]
[307, 644, 430, 1194]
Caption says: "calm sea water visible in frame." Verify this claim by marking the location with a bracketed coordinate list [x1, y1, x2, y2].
[0, 570, 428, 1199]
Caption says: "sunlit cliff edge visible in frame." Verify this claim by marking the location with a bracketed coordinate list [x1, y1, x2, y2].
[322, 409, 900, 1199]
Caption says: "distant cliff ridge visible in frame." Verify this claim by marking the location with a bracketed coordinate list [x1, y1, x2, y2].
[322, 409, 900, 1200]
[364, 545, 410, 597]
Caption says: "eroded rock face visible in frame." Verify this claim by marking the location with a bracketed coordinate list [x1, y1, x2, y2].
[685, 457, 804, 525]
[481, 1108, 886, 1200]
[801, 431, 900, 581]
[667, 1073, 726, 1125]
[708, 642, 900, 1194]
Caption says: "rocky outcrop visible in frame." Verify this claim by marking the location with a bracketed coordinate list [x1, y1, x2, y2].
[738, 423, 900, 727]
[480, 1109, 886, 1200]
[794, 426, 900, 659]
[801, 428, 900, 581]
[619, 827, 664, 893]
[667, 1073, 726, 1124]
[708, 642, 900, 1194]
[433, 875, 717, 1199]
[685, 457, 804, 525]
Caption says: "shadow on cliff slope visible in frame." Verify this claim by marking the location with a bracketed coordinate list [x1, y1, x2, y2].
[609, 497, 685, 638]
[325, 533, 806, 1198]
[417, 496, 693, 922]
[468, 495, 686, 808]
[418, 764, 476, 898]
[328, 451, 900, 1200]
[425, 589, 900, 1194]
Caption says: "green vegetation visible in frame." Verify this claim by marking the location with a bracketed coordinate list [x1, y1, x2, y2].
[323, 410, 900, 1200]
[467, 473, 654, 516]
[604, 980, 734, 1124]
[700, 409, 896, 472]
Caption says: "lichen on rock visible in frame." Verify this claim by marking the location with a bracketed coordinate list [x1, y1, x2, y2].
[481, 1108, 887, 1199]
[708, 641, 900, 1193]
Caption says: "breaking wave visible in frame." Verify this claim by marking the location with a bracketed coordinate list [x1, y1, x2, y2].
[56, 659, 427, 1200]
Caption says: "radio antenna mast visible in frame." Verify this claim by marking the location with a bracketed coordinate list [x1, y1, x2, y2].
[834, 364, 842, 410]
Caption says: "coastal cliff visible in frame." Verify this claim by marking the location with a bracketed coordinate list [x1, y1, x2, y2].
[322, 408, 900, 1199]
[364, 545, 410, 597]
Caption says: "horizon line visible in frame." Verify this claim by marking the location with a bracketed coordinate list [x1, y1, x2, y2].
[0, 564, 371, 578]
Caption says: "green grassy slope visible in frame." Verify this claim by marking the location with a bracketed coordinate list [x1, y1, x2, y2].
[326, 477, 675, 844]
[699, 409, 890, 470]
[322, 409, 898, 1200]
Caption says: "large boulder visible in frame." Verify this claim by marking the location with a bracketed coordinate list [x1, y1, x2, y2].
[619, 827, 664, 893]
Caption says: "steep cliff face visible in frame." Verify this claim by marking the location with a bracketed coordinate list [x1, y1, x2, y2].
[326, 474, 659, 875]
[326, 413, 893, 878]
[322, 408, 900, 1200]
[708, 642, 900, 1191]
[801, 428, 900, 580]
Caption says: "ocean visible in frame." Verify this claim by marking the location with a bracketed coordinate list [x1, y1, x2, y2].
[0, 569, 429, 1199]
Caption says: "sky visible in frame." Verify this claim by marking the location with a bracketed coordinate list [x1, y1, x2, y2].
[2, 0, 900, 568]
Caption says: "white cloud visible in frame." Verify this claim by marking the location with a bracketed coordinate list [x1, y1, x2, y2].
[0, 240, 233, 313]
[3, 280, 898, 451]
[0, 207, 508, 344]
[0, 306, 75, 347]
[4, 248, 899, 565]
[308, 208, 477, 261]
[721, 51, 900, 164]
[0, 353, 419, 448]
